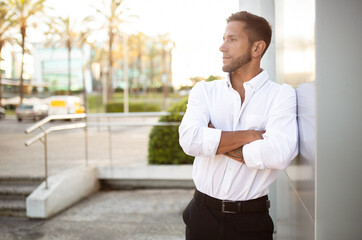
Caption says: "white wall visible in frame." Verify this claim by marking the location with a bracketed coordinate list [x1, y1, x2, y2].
[315, 0, 362, 239]
[274, 0, 316, 238]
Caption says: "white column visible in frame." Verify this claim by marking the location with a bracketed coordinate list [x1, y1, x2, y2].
[238, 0, 277, 226]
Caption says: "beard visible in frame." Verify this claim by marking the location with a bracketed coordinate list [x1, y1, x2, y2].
[222, 49, 252, 73]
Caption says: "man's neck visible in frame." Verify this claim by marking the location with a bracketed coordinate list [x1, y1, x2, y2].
[230, 64, 261, 93]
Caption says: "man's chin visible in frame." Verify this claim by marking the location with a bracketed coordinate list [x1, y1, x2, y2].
[222, 65, 232, 73]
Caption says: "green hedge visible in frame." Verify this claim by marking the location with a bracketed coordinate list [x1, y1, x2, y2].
[148, 97, 194, 165]
[106, 102, 161, 112]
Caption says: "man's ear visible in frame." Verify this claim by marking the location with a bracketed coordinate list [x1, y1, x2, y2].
[251, 41, 266, 58]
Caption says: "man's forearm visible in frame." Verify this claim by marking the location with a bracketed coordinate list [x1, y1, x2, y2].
[223, 146, 245, 164]
[216, 130, 265, 154]
[216, 130, 255, 154]
[209, 122, 264, 161]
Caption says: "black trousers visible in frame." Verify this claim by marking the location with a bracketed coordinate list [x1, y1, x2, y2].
[182, 196, 274, 240]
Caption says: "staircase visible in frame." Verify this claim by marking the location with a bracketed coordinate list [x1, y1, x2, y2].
[0, 177, 43, 217]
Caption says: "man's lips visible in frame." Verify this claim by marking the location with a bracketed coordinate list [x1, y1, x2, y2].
[223, 56, 232, 63]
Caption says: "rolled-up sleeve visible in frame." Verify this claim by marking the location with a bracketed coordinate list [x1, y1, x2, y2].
[243, 84, 298, 169]
[179, 82, 222, 157]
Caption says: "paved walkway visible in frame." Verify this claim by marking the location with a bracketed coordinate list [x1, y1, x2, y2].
[0, 116, 194, 240]
[0, 189, 193, 240]
[0, 116, 156, 178]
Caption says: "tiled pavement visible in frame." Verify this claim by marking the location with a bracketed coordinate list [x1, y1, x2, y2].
[0, 189, 194, 240]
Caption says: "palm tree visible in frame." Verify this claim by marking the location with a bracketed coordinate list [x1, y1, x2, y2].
[8, 0, 46, 104]
[131, 32, 147, 97]
[95, 0, 136, 102]
[158, 33, 173, 105]
[91, 46, 109, 106]
[127, 34, 137, 95]
[44, 15, 93, 95]
[0, 1, 16, 107]
[78, 30, 96, 113]
[146, 40, 156, 96]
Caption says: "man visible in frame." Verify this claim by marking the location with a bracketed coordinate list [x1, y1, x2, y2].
[179, 11, 298, 240]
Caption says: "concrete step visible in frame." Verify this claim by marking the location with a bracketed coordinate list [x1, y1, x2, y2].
[0, 177, 43, 218]
[0, 176, 43, 184]
[97, 165, 194, 190]
[100, 179, 195, 190]
[0, 198, 26, 217]
[0, 184, 39, 196]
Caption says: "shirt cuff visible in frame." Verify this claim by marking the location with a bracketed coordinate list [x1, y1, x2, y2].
[202, 128, 222, 156]
[243, 140, 266, 169]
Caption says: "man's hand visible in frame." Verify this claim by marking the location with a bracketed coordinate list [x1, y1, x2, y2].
[224, 147, 245, 163]
[244, 129, 266, 143]
[208, 122, 265, 164]
[208, 122, 215, 128]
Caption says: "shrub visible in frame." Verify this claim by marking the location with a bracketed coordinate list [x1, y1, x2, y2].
[148, 97, 194, 165]
[106, 102, 161, 112]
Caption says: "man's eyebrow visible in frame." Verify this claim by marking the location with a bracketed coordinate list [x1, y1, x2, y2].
[223, 34, 240, 39]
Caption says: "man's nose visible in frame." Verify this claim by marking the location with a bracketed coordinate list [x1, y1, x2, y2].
[219, 42, 227, 52]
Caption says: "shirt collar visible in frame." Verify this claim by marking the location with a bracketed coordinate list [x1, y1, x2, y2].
[226, 69, 269, 93]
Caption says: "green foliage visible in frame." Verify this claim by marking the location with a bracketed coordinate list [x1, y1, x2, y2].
[206, 75, 222, 82]
[148, 97, 194, 165]
[106, 102, 161, 112]
[87, 94, 102, 107]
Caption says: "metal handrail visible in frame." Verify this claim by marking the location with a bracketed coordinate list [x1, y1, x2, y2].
[24, 112, 182, 189]
[86, 111, 172, 118]
[25, 114, 87, 189]
[25, 123, 87, 146]
[86, 122, 180, 127]
[25, 113, 86, 134]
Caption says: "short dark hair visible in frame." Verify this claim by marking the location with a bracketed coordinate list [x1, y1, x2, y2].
[227, 11, 272, 56]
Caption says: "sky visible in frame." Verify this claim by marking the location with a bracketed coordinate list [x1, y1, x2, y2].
[42, 0, 240, 88]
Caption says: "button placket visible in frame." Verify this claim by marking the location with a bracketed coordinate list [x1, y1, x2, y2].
[235, 85, 256, 129]
[220, 158, 236, 198]
[231, 90, 241, 131]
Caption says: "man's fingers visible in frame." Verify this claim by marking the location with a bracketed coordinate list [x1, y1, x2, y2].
[250, 130, 265, 141]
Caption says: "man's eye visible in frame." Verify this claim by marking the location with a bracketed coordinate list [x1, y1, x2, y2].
[231, 38, 237, 42]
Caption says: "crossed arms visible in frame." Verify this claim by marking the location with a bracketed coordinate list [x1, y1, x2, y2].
[178, 82, 298, 170]
[208, 122, 265, 164]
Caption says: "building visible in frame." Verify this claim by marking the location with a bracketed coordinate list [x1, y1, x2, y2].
[32, 43, 93, 93]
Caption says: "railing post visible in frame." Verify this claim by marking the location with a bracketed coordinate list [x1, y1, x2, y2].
[39, 126, 49, 190]
[107, 118, 113, 166]
[84, 117, 88, 166]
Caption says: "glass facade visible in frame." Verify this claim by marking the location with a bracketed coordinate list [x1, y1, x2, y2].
[42, 58, 84, 91]
[274, 0, 316, 239]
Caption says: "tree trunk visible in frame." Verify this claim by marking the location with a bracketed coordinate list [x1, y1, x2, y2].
[162, 46, 168, 110]
[0, 45, 3, 107]
[82, 65, 87, 113]
[136, 50, 142, 98]
[19, 26, 26, 104]
[81, 48, 87, 113]
[67, 43, 72, 95]
[107, 29, 113, 103]
[129, 60, 134, 95]
[149, 56, 154, 97]
[123, 32, 129, 113]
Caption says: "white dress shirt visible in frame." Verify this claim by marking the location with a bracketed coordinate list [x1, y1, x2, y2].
[179, 70, 298, 201]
